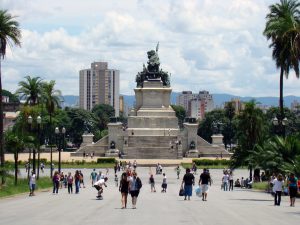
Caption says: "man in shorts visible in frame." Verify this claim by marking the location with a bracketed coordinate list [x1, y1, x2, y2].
[199, 168, 211, 201]
[94, 177, 108, 199]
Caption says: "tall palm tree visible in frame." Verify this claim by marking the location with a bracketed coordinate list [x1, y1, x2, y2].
[0, 10, 21, 184]
[42, 80, 62, 177]
[16, 76, 43, 105]
[263, 0, 300, 122]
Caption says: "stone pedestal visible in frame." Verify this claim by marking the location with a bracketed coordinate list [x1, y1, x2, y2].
[211, 134, 224, 145]
[183, 122, 199, 157]
[81, 133, 94, 147]
[105, 149, 119, 157]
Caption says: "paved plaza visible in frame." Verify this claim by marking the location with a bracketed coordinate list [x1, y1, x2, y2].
[0, 167, 299, 225]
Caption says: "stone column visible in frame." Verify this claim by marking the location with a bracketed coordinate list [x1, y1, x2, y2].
[81, 133, 94, 147]
[108, 122, 123, 150]
[211, 134, 224, 145]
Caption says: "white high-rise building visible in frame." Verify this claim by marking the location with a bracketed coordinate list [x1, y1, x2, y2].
[79, 62, 120, 116]
[177, 90, 214, 120]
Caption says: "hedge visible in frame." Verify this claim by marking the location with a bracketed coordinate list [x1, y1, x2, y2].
[192, 159, 230, 166]
[97, 158, 116, 164]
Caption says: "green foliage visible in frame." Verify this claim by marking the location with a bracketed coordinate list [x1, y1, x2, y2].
[16, 76, 43, 105]
[97, 158, 116, 164]
[171, 105, 186, 128]
[92, 104, 115, 131]
[0, 175, 52, 198]
[198, 109, 226, 143]
[192, 159, 230, 166]
[1, 89, 19, 102]
[252, 182, 269, 191]
[231, 100, 267, 169]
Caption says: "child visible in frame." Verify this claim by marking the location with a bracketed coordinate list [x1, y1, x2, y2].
[115, 174, 119, 187]
[149, 174, 156, 192]
[63, 175, 68, 188]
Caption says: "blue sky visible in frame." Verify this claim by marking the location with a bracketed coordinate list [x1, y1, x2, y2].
[2, 0, 300, 97]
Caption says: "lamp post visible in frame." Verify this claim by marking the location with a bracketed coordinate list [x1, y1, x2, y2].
[272, 116, 288, 137]
[55, 127, 66, 173]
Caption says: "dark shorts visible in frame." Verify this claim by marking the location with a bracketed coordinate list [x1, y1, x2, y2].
[130, 190, 140, 197]
[30, 184, 36, 191]
[289, 187, 298, 198]
[162, 183, 167, 189]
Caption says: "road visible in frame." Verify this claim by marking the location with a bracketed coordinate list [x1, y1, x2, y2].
[0, 167, 299, 225]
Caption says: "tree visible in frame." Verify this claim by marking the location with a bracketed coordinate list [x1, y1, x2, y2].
[1, 89, 19, 103]
[171, 105, 186, 128]
[4, 129, 24, 185]
[41, 80, 62, 177]
[224, 102, 236, 150]
[197, 109, 226, 143]
[263, 0, 300, 123]
[92, 104, 115, 131]
[231, 101, 267, 180]
[16, 76, 43, 105]
[0, 9, 21, 184]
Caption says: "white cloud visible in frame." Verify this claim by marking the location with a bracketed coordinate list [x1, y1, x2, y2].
[2, 0, 299, 99]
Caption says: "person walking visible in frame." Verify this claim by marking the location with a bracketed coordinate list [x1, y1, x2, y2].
[199, 168, 211, 201]
[288, 173, 298, 207]
[149, 174, 156, 192]
[161, 173, 167, 193]
[74, 170, 80, 194]
[181, 168, 195, 200]
[273, 174, 284, 206]
[229, 171, 234, 191]
[119, 172, 129, 209]
[176, 166, 181, 179]
[128, 171, 142, 209]
[222, 171, 229, 191]
[90, 169, 97, 186]
[29, 170, 36, 196]
[67, 172, 73, 194]
[52, 171, 60, 194]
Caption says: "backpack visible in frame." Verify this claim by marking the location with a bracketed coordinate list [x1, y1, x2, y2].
[136, 177, 142, 189]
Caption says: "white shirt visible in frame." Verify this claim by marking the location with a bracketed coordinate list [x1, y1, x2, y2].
[29, 174, 36, 185]
[94, 179, 105, 186]
[273, 179, 284, 192]
[223, 174, 229, 183]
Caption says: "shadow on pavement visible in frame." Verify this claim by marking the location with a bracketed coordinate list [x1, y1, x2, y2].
[230, 198, 273, 202]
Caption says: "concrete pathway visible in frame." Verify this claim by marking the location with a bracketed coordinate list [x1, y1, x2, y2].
[0, 168, 299, 225]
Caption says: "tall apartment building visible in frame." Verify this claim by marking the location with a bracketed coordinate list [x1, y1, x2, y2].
[177, 90, 214, 120]
[79, 62, 120, 116]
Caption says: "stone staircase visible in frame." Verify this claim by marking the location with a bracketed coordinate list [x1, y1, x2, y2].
[71, 135, 109, 157]
[124, 135, 181, 159]
[197, 136, 231, 157]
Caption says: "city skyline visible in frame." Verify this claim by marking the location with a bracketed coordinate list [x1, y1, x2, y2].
[2, 0, 300, 97]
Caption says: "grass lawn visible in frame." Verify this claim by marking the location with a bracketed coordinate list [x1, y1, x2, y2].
[252, 181, 269, 191]
[60, 163, 115, 169]
[0, 175, 52, 198]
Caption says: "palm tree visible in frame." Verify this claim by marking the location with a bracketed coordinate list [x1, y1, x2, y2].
[0, 10, 21, 184]
[41, 80, 62, 177]
[16, 76, 43, 105]
[263, 0, 300, 124]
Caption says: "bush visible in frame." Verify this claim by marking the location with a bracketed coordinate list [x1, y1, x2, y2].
[192, 159, 230, 166]
[97, 158, 116, 164]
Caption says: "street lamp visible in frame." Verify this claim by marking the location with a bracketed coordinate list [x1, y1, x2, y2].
[272, 116, 288, 137]
[27, 116, 35, 174]
[55, 126, 66, 173]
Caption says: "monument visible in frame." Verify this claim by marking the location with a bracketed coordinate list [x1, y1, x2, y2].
[73, 44, 231, 159]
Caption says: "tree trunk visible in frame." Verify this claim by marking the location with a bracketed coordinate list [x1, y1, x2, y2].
[37, 124, 40, 179]
[279, 68, 284, 120]
[27, 149, 31, 179]
[14, 152, 18, 185]
[0, 58, 5, 185]
[50, 114, 53, 178]
[249, 166, 253, 181]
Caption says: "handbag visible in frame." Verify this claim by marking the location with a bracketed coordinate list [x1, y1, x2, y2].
[179, 188, 185, 196]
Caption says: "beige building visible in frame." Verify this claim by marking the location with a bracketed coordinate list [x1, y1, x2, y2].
[79, 62, 120, 116]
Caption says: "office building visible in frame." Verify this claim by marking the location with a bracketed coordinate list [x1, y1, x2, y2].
[79, 62, 120, 116]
